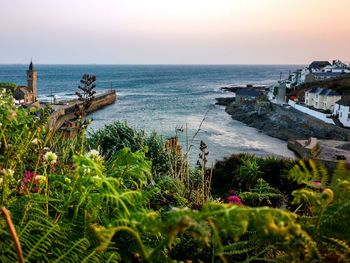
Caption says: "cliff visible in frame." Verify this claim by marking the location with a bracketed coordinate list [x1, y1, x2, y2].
[225, 100, 350, 141]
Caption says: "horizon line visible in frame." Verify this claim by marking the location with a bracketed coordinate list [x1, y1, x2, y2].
[0, 63, 307, 66]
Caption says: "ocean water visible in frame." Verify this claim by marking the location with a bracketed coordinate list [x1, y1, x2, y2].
[0, 64, 301, 164]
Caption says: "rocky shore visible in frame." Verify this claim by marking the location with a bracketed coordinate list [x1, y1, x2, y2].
[225, 100, 350, 142]
[220, 84, 267, 93]
[215, 97, 235, 105]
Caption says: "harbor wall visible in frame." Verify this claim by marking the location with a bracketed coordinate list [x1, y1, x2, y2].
[288, 100, 335, 125]
[50, 90, 117, 129]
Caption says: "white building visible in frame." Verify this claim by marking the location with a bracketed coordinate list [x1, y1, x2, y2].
[322, 66, 350, 74]
[309, 61, 331, 73]
[300, 68, 310, 84]
[305, 87, 341, 111]
[333, 97, 350, 127]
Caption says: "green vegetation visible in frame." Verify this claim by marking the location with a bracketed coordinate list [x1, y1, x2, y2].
[0, 82, 17, 92]
[0, 90, 350, 262]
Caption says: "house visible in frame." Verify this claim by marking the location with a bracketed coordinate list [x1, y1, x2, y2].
[333, 97, 350, 127]
[305, 72, 343, 83]
[322, 66, 350, 73]
[12, 61, 38, 106]
[309, 61, 331, 72]
[300, 68, 310, 84]
[332, 59, 349, 69]
[235, 89, 261, 102]
[304, 87, 341, 111]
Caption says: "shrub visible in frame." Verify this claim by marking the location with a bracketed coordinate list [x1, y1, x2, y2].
[88, 121, 171, 176]
[211, 154, 297, 201]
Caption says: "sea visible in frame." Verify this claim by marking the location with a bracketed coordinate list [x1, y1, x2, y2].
[0, 64, 302, 164]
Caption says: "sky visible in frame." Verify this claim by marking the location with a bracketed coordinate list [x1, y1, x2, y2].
[0, 0, 349, 64]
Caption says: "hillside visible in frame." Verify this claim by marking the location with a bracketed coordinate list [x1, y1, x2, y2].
[294, 74, 350, 97]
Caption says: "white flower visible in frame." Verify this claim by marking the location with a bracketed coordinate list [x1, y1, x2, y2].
[86, 149, 100, 159]
[83, 167, 91, 174]
[31, 138, 39, 145]
[43, 151, 58, 165]
[7, 169, 14, 176]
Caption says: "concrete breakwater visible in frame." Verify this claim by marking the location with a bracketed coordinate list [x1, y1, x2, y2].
[50, 90, 117, 128]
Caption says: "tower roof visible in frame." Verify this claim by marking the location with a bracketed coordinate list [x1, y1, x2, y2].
[29, 61, 34, 71]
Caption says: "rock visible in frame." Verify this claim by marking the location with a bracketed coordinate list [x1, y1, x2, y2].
[215, 97, 235, 106]
[225, 100, 350, 142]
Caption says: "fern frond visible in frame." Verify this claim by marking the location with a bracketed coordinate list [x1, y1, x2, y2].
[326, 237, 350, 255]
[53, 238, 90, 263]
[25, 223, 61, 261]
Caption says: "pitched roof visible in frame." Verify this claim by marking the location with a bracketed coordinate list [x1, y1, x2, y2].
[235, 88, 260, 97]
[305, 87, 340, 96]
[305, 87, 320, 94]
[309, 61, 331, 69]
[16, 86, 30, 94]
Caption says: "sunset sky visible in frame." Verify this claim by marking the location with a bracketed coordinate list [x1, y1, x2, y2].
[1, 0, 349, 64]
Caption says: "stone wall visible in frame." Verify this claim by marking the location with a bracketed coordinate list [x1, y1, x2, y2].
[50, 91, 117, 129]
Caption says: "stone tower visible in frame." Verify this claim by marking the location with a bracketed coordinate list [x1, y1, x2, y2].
[26, 61, 37, 101]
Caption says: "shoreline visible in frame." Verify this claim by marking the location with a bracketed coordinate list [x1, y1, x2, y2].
[222, 99, 350, 142]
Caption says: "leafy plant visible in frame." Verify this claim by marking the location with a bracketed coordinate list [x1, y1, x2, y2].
[88, 121, 171, 176]
[240, 178, 284, 207]
[289, 160, 350, 261]
[238, 156, 262, 189]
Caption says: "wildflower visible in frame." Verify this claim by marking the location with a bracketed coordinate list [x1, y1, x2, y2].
[35, 175, 46, 185]
[23, 171, 38, 184]
[312, 181, 321, 186]
[32, 138, 39, 145]
[86, 149, 100, 159]
[21, 171, 42, 194]
[83, 167, 91, 174]
[43, 151, 58, 165]
[228, 195, 243, 205]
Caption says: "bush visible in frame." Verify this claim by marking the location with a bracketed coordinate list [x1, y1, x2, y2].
[88, 121, 171, 176]
[211, 154, 297, 201]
